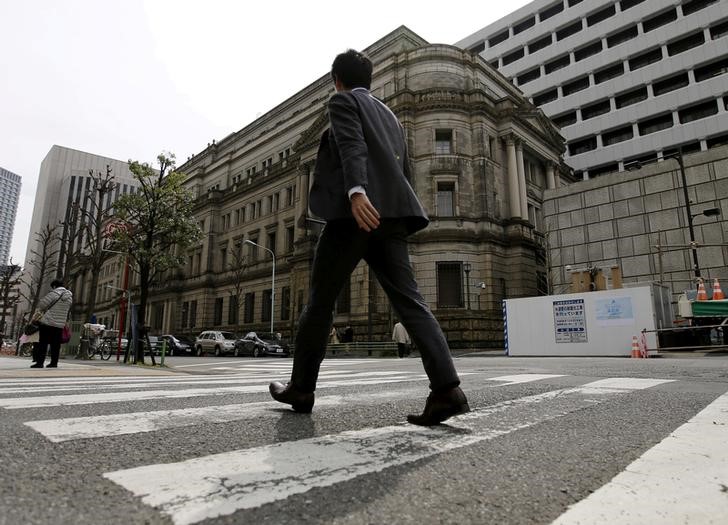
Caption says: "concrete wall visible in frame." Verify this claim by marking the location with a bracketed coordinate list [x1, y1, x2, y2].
[543, 145, 728, 300]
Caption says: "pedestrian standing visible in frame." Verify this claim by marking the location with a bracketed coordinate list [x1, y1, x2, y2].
[392, 321, 411, 358]
[31, 279, 72, 368]
[269, 49, 469, 425]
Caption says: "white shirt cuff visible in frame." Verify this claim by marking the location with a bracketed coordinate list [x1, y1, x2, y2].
[348, 186, 366, 199]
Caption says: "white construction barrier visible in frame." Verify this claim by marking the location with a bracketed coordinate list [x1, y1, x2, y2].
[504, 284, 671, 357]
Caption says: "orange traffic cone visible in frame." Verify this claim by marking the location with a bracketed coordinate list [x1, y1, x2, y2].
[712, 278, 725, 300]
[696, 279, 708, 301]
[640, 332, 649, 359]
[630, 335, 642, 358]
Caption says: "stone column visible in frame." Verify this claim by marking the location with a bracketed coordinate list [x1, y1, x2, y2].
[516, 141, 528, 221]
[506, 137, 521, 219]
[546, 163, 556, 189]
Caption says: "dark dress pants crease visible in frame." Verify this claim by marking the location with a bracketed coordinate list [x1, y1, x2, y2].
[291, 219, 460, 393]
[37, 324, 63, 366]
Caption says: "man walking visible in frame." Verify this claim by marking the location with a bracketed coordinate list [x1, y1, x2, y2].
[392, 321, 410, 358]
[270, 49, 469, 426]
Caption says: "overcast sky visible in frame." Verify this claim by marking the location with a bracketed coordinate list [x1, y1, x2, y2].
[1, 0, 532, 265]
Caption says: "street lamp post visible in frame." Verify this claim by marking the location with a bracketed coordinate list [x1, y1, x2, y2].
[663, 151, 701, 280]
[245, 240, 275, 334]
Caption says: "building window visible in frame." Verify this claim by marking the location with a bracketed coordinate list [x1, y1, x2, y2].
[642, 8, 677, 33]
[556, 20, 582, 41]
[261, 289, 272, 323]
[533, 89, 558, 106]
[517, 67, 541, 85]
[589, 163, 619, 177]
[540, 2, 564, 21]
[652, 72, 690, 96]
[489, 30, 509, 47]
[629, 48, 662, 71]
[594, 63, 624, 84]
[663, 141, 701, 157]
[667, 32, 705, 56]
[190, 300, 197, 328]
[437, 262, 463, 308]
[469, 41, 486, 54]
[581, 100, 611, 120]
[513, 16, 535, 35]
[710, 20, 728, 40]
[529, 34, 552, 54]
[553, 111, 577, 128]
[678, 99, 718, 124]
[614, 87, 647, 109]
[706, 133, 728, 149]
[228, 295, 238, 325]
[248, 237, 258, 262]
[502, 48, 525, 66]
[682, 0, 718, 16]
[587, 4, 615, 26]
[336, 280, 351, 314]
[436, 182, 455, 216]
[638, 114, 674, 135]
[607, 26, 638, 48]
[267, 231, 276, 257]
[181, 302, 189, 328]
[243, 293, 255, 323]
[545, 54, 570, 74]
[562, 76, 590, 96]
[213, 298, 223, 326]
[568, 136, 597, 155]
[694, 57, 728, 82]
[620, 0, 645, 10]
[434, 130, 453, 155]
[286, 226, 295, 252]
[602, 125, 634, 146]
[280, 287, 291, 321]
[574, 41, 603, 62]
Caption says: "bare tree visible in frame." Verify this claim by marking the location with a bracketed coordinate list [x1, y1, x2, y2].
[0, 260, 22, 349]
[21, 223, 60, 315]
[227, 242, 249, 329]
[76, 166, 116, 324]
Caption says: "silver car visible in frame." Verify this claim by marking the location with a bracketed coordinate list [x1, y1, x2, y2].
[194, 331, 238, 356]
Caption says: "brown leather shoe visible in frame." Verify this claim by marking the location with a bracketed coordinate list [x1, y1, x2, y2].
[269, 381, 315, 413]
[407, 386, 470, 426]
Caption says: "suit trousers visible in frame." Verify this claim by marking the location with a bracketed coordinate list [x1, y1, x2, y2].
[36, 324, 63, 366]
[291, 219, 460, 393]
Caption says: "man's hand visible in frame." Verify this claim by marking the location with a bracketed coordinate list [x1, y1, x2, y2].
[351, 193, 380, 232]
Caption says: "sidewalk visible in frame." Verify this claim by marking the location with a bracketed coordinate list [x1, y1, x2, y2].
[0, 356, 183, 379]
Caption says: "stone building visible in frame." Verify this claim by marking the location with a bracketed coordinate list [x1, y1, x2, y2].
[117, 27, 568, 349]
[543, 145, 728, 299]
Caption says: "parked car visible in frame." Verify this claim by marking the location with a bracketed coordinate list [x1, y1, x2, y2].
[195, 331, 238, 356]
[234, 331, 289, 357]
[161, 335, 193, 356]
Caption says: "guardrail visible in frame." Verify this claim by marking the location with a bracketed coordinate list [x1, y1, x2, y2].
[327, 341, 399, 357]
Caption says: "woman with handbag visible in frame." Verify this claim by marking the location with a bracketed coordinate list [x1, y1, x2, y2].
[30, 279, 73, 368]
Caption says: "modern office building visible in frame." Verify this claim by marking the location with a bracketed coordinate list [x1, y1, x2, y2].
[130, 26, 569, 348]
[21, 146, 139, 317]
[457, 0, 728, 179]
[0, 167, 21, 266]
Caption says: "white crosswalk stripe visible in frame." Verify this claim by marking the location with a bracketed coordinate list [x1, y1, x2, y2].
[5, 369, 724, 525]
[101, 378, 674, 525]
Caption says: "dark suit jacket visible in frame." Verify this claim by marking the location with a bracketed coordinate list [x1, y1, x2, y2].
[309, 88, 429, 235]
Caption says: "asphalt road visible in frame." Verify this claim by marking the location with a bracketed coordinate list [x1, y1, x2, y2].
[1, 353, 726, 525]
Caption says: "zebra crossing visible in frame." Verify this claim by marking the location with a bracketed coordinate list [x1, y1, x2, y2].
[2, 361, 727, 525]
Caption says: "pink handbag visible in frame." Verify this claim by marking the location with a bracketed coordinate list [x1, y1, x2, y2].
[61, 324, 72, 343]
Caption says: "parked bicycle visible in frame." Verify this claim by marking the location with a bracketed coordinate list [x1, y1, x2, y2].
[77, 323, 112, 360]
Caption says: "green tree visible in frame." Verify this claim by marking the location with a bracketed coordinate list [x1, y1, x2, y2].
[112, 153, 201, 363]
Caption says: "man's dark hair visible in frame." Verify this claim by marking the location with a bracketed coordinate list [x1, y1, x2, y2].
[50, 279, 64, 289]
[331, 49, 373, 89]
